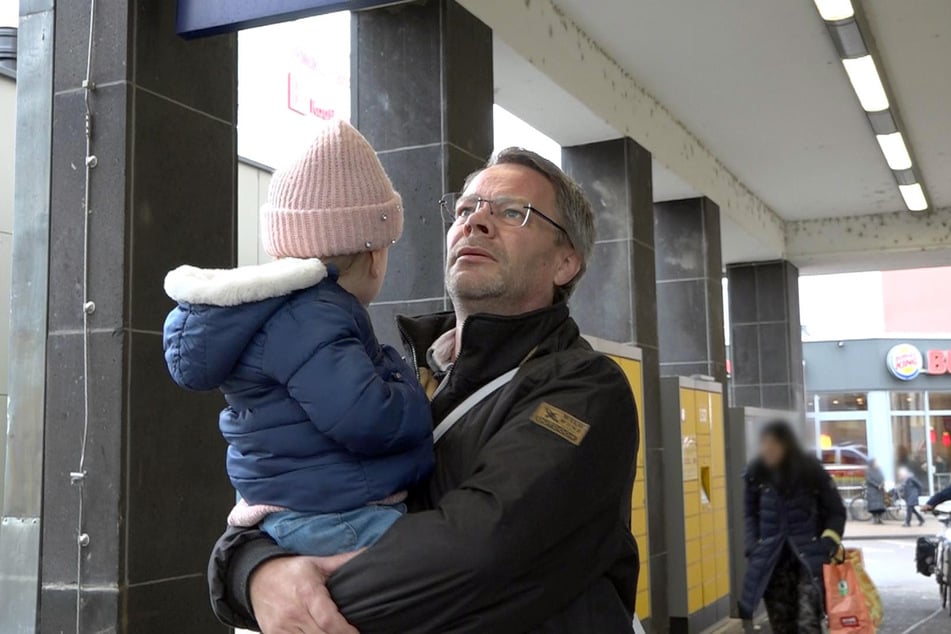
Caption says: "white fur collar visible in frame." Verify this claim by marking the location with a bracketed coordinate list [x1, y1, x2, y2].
[165, 258, 327, 307]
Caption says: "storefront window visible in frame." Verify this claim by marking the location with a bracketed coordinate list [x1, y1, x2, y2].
[929, 415, 951, 491]
[892, 415, 929, 481]
[929, 392, 951, 412]
[818, 420, 868, 458]
[816, 392, 867, 411]
[890, 391, 925, 411]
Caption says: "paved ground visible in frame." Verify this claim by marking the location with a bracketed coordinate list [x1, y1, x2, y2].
[845, 516, 939, 540]
[716, 538, 951, 633]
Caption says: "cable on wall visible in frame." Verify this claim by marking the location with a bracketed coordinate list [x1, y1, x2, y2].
[68, 0, 99, 631]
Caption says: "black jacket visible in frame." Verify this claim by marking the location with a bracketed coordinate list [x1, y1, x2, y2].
[739, 456, 845, 618]
[926, 483, 951, 508]
[208, 304, 640, 633]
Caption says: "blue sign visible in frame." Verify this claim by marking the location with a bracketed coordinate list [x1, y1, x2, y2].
[177, 0, 410, 38]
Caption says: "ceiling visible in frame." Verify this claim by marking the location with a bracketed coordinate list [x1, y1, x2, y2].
[493, 38, 699, 203]
[527, 0, 951, 221]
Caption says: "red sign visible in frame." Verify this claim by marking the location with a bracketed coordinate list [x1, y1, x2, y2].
[927, 350, 951, 375]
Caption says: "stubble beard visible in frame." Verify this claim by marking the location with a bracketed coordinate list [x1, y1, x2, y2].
[446, 266, 508, 304]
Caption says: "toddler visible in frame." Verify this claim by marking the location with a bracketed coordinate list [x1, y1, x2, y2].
[163, 120, 434, 556]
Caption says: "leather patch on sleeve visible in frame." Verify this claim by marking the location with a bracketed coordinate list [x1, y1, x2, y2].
[530, 402, 591, 446]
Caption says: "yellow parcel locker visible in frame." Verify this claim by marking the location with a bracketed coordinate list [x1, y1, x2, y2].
[585, 337, 650, 622]
[662, 376, 731, 632]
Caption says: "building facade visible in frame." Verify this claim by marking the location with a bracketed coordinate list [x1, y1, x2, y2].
[804, 338, 951, 496]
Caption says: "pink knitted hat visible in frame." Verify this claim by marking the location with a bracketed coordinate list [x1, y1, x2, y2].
[261, 120, 403, 259]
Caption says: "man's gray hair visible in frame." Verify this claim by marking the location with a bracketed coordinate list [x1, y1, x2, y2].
[464, 147, 596, 300]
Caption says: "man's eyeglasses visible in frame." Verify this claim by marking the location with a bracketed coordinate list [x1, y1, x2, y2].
[438, 193, 573, 246]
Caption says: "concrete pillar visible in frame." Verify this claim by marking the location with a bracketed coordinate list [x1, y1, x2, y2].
[562, 137, 667, 627]
[37, 2, 236, 631]
[726, 260, 804, 411]
[654, 197, 726, 386]
[0, 34, 14, 520]
[352, 0, 493, 346]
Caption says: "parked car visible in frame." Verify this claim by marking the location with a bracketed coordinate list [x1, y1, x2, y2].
[820, 444, 870, 466]
[811, 445, 870, 494]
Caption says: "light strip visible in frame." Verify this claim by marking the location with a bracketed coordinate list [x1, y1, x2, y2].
[875, 132, 912, 170]
[899, 183, 928, 212]
[841, 55, 889, 112]
[813, 0, 854, 21]
[815, 3, 929, 211]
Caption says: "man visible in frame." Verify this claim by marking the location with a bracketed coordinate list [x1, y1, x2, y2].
[208, 148, 640, 633]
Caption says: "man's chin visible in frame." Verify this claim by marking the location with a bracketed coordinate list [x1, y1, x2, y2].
[447, 273, 506, 302]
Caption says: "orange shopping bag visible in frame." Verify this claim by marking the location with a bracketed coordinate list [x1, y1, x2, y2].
[823, 547, 883, 633]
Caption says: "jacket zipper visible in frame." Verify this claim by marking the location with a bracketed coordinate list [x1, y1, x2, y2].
[432, 324, 470, 400]
[397, 320, 421, 382]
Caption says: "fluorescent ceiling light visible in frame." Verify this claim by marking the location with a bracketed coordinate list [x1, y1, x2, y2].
[898, 183, 928, 211]
[814, 0, 855, 21]
[876, 132, 912, 170]
[842, 55, 889, 112]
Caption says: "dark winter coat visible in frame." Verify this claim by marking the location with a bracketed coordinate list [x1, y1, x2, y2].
[208, 303, 640, 633]
[865, 465, 886, 513]
[740, 456, 846, 619]
[903, 475, 924, 505]
[927, 483, 951, 508]
[163, 258, 434, 513]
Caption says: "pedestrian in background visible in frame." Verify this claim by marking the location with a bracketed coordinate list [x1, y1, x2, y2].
[865, 458, 886, 525]
[898, 466, 926, 527]
[740, 421, 846, 633]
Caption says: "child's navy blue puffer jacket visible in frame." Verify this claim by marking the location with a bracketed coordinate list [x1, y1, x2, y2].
[163, 258, 434, 513]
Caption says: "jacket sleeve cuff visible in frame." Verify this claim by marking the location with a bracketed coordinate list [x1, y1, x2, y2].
[821, 528, 842, 545]
[208, 526, 293, 630]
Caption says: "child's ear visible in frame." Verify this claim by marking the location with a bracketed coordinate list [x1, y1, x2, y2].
[369, 248, 387, 278]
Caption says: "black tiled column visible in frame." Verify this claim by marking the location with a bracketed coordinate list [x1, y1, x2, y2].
[562, 137, 665, 626]
[654, 197, 726, 386]
[40, 2, 234, 631]
[726, 260, 804, 411]
[352, 0, 493, 347]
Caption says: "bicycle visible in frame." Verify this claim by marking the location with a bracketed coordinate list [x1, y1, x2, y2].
[884, 490, 907, 522]
[849, 485, 871, 521]
[849, 486, 901, 522]
[935, 510, 951, 616]
[921, 505, 951, 617]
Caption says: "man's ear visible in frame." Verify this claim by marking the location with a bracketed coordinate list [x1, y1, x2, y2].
[553, 248, 582, 288]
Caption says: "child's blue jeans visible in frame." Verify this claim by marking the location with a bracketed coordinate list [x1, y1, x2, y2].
[260, 503, 405, 556]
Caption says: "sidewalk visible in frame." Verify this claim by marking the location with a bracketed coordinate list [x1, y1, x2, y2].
[844, 516, 941, 540]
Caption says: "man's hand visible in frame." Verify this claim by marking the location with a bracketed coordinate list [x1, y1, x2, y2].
[249, 551, 363, 634]
[922, 504, 934, 512]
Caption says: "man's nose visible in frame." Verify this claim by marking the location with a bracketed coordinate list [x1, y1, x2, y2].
[462, 200, 493, 236]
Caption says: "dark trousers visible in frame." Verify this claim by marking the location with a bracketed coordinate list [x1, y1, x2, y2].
[763, 548, 822, 633]
[905, 504, 924, 525]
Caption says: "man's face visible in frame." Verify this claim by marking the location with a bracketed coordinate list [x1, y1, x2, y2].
[445, 164, 579, 313]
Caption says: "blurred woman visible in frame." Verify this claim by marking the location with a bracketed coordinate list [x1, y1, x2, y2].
[740, 421, 846, 633]
[898, 466, 926, 527]
[865, 459, 887, 524]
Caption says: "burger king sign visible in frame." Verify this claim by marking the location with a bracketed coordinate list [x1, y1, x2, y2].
[886, 343, 923, 381]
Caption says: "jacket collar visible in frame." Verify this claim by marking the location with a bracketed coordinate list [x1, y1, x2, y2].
[396, 303, 577, 413]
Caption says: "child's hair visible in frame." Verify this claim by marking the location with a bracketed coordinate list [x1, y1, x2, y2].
[323, 252, 364, 275]
[260, 120, 403, 260]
